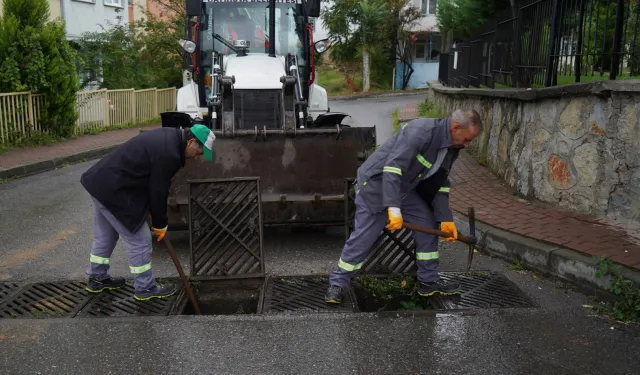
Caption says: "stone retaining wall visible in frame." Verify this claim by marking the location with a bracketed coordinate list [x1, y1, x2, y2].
[427, 80, 640, 223]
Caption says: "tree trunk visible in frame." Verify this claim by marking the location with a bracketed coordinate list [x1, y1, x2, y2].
[363, 48, 371, 92]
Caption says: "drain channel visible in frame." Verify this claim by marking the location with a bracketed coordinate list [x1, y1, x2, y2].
[0, 272, 536, 318]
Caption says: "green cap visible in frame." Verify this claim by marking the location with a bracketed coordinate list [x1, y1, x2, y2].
[190, 124, 215, 161]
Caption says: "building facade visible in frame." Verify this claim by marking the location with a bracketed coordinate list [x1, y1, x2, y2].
[61, 0, 129, 40]
[394, 0, 441, 89]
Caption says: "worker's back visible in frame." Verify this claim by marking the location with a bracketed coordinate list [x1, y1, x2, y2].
[81, 128, 185, 233]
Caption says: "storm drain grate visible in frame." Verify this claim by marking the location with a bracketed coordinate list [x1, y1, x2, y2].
[262, 276, 357, 313]
[0, 282, 20, 305]
[432, 272, 537, 309]
[76, 283, 183, 318]
[344, 180, 417, 275]
[0, 281, 91, 319]
[189, 178, 264, 280]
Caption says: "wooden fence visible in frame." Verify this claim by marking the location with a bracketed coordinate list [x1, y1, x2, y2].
[0, 87, 176, 144]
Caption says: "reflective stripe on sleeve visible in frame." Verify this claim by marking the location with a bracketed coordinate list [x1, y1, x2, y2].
[383, 166, 402, 175]
[416, 155, 432, 168]
[439, 187, 450, 193]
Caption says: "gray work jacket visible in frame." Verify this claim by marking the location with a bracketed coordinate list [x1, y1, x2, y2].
[355, 117, 458, 222]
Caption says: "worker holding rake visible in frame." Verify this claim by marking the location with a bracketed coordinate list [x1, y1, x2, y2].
[325, 109, 483, 304]
[81, 125, 215, 301]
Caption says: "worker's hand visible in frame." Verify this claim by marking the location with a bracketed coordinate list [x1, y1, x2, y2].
[151, 226, 167, 242]
[441, 221, 458, 242]
[387, 207, 403, 231]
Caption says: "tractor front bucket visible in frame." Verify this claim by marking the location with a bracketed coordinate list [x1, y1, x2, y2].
[166, 126, 376, 230]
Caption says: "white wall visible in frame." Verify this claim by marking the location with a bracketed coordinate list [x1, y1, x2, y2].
[62, 0, 129, 40]
[411, 0, 439, 32]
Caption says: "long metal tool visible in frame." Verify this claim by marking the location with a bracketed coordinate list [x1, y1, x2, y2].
[163, 237, 201, 315]
[402, 206, 478, 270]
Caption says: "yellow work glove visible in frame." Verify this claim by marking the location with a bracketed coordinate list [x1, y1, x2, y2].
[387, 207, 403, 231]
[441, 221, 458, 242]
[151, 226, 167, 242]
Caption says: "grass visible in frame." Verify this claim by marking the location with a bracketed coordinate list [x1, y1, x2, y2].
[391, 108, 400, 134]
[417, 101, 447, 118]
[317, 65, 393, 97]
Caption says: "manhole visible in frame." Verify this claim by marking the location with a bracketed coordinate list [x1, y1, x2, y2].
[262, 276, 357, 313]
[181, 278, 264, 315]
[432, 272, 537, 310]
[75, 283, 183, 318]
[0, 282, 20, 305]
[0, 281, 91, 319]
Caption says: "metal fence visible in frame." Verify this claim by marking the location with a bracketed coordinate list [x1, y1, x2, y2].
[0, 87, 176, 145]
[439, 0, 640, 88]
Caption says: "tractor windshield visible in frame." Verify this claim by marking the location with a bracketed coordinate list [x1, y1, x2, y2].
[201, 0, 306, 58]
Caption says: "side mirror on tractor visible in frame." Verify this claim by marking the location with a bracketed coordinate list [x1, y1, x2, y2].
[314, 39, 330, 54]
[179, 39, 197, 54]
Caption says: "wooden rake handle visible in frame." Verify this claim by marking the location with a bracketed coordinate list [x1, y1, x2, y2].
[402, 223, 477, 245]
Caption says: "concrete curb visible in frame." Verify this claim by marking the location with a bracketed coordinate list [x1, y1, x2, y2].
[329, 90, 430, 101]
[0, 145, 119, 180]
[452, 211, 640, 294]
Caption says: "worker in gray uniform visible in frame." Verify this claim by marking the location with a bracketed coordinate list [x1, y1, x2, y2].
[325, 109, 483, 304]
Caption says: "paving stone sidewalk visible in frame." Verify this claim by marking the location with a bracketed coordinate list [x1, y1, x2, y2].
[397, 102, 640, 271]
[0, 125, 158, 175]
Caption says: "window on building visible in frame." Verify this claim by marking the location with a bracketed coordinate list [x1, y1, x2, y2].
[421, 0, 437, 15]
[415, 44, 425, 59]
[104, 0, 124, 7]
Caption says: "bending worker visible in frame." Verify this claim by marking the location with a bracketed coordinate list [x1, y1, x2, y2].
[81, 124, 215, 301]
[325, 109, 482, 304]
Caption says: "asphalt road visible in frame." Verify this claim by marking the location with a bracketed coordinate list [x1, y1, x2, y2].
[330, 94, 427, 145]
[1, 94, 640, 374]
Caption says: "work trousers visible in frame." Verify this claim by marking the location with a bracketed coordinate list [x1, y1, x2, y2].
[86, 196, 155, 291]
[329, 189, 440, 287]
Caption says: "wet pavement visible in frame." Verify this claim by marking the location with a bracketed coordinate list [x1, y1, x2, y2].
[1, 95, 640, 373]
[1, 307, 639, 374]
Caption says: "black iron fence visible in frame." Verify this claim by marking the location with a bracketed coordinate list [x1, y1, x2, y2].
[439, 0, 640, 88]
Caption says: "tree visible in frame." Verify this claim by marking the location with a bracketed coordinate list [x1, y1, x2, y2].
[322, 0, 388, 92]
[75, 13, 154, 90]
[436, 0, 511, 51]
[382, 0, 422, 89]
[133, 0, 186, 89]
[358, 0, 388, 91]
[0, 0, 79, 137]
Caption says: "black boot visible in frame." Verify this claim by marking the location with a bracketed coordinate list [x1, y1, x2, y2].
[86, 276, 126, 293]
[134, 283, 177, 301]
[324, 285, 344, 304]
[418, 279, 461, 297]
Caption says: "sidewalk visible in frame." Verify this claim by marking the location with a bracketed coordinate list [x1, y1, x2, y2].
[397, 101, 640, 288]
[0, 125, 158, 179]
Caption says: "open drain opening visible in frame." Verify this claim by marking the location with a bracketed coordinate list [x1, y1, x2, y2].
[352, 275, 436, 312]
[181, 279, 263, 315]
